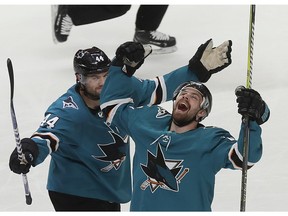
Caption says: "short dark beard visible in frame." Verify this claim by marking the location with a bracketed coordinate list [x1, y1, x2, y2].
[84, 90, 100, 100]
[79, 83, 100, 100]
[172, 115, 198, 127]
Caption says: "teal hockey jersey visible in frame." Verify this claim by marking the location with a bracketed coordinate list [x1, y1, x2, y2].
[100, 66, 263, 210]
[30, 65, 198, 203]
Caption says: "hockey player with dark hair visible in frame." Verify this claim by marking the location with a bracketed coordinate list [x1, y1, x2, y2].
[9, 39, 232, 211]
[100, 42, 270, 211]
[52, 5, 177, 54]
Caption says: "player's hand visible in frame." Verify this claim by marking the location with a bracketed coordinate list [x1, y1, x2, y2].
[235, 86, 270, 125]
[189, 39, 232, 82]
[9, 138, 39, 174]
[112, 41, 152, 77]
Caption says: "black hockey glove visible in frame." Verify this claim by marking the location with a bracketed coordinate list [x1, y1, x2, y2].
[235, 86, 270, 125]
[111, 41, 152, 77]
[189, 39, 232, 82]
[9, 138, 39, 174]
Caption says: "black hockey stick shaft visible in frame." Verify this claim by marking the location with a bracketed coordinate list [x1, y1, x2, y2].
[7, 58, 32, 205]
[240, 5, 256, 212]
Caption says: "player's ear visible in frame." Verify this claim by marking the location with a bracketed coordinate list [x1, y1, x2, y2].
[76, 73, 81, 82]
[196, 109, 206, 121]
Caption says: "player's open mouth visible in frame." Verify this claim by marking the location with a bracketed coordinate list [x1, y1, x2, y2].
[177, 102, 189, 112]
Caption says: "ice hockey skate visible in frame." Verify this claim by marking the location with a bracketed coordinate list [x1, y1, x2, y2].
[133, 29, 177, 54]
[51, 5, 73, 43]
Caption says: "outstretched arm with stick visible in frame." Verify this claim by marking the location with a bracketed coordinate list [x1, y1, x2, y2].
[7, 58, 39, 205]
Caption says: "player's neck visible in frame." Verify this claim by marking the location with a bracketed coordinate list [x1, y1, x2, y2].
[169, 121, 198, 133]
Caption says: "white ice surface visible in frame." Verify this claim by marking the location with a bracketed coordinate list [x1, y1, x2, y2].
[0, 4, 287, 212]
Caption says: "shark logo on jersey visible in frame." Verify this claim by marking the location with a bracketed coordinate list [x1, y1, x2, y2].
[92, 131, 129, 172]
[156, 106, 171, 118]
[62, 96, 79, 110]
[150, 134, 171, 149]
[140, 144, 189, 193]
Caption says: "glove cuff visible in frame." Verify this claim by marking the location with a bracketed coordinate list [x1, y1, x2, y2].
[256, 101, 270, 125]
[21, 138, 39, 166]
[110, 56, 142, 77]
[111, 56, 124, 67]
[188, 57, 211, 83]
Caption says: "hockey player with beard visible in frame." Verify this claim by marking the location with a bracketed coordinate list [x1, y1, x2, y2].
[100, 42, 270, 211]
[9, 39, 232, 211]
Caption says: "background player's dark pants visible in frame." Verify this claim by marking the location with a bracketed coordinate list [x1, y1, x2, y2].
[49, 190, 120, 211]
[135, 5, 168, 30]
[67, 5, 168, 31]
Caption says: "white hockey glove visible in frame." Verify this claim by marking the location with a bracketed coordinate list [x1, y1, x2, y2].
[189, 39, 232, 82]
[201, 39, 232, 71]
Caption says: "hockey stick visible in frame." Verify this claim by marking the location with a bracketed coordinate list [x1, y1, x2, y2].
[240, 5, 256, 212]
[7, 58, 32, 205]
